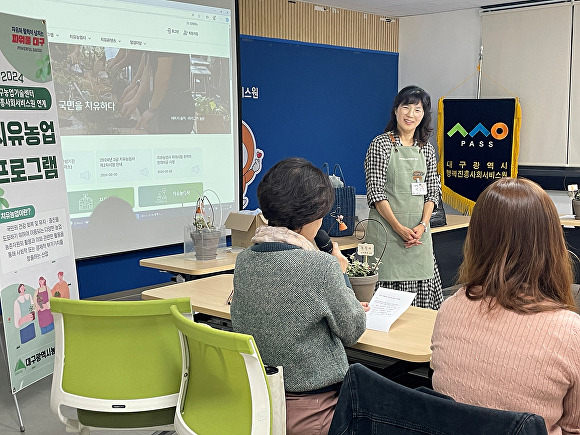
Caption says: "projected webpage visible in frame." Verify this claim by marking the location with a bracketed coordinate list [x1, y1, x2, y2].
[5, 0, 239, 257]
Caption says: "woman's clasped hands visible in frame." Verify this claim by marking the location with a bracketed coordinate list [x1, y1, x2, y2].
[395, 223, 424, 248]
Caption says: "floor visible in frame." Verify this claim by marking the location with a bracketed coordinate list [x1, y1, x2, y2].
[0, 286, 172, 435]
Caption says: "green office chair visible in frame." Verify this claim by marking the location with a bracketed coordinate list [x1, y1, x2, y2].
[170, 305, 272, 435]
[50, 297, 191, 434]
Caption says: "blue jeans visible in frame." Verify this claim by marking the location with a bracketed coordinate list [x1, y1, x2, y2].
[329, 364, 547, 435]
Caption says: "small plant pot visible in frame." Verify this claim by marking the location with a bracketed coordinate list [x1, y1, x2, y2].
[191, 230, 221, 260]
[348, 274, 379, 302]
[573, 199, 580, 220]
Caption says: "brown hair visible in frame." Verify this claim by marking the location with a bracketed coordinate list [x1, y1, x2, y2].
[459, 177, 577, 313]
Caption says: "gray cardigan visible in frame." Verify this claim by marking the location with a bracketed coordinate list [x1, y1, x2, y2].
[231, 242, 366, 393]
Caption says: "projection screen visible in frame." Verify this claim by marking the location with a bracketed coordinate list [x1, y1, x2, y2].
[4, 0, 240, 258]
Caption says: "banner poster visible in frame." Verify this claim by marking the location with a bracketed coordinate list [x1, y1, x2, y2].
[437, 98, 521, 214]
[0, 13, 78, 394]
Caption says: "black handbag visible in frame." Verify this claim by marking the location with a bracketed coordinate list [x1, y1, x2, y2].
[429, 187, 447, 228]
[321, 163, 356, 236]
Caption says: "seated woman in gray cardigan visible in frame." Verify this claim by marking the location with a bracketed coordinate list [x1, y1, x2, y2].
[230, 157, 367, 435]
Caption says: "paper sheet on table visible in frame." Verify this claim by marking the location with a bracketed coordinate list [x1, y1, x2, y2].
[365, 287, 416, 332]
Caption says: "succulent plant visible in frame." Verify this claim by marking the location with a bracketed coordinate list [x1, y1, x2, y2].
[345, 254, 381, 277]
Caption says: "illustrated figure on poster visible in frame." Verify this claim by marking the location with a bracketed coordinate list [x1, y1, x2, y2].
[34, 276, 54, 334]
[51, 271, 70, 299]
[13, 284, 36, 345]
[241, 121, 263, 209]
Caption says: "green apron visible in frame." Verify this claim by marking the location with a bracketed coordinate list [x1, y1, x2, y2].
[366, 144, 434, 281]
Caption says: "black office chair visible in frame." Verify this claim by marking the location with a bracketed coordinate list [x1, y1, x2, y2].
[329, 363, 547, 435]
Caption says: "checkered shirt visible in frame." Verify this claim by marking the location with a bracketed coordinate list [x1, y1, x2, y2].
[364, 132, 441, 208]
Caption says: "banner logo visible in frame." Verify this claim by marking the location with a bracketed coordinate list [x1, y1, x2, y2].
[447, 122, 509, 140]
[14, 359, 25, 375]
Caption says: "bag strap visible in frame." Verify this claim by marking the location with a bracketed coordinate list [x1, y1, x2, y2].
[333, 164, 346, 184]
[321, 163, 329, 175]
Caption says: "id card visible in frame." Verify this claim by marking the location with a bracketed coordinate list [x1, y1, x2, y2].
[411, 182, 427, 196]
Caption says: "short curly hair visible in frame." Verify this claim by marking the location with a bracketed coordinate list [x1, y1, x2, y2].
[257, 158, 334, 231]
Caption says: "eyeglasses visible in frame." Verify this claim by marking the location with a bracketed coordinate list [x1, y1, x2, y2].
[398, 105, 424, 116]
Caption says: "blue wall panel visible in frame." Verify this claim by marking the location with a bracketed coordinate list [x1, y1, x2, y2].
[76, 244, 180, 299]
[240, 35, 398, 210]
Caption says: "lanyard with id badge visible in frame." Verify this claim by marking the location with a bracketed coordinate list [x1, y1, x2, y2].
[411, 170, 427, 196]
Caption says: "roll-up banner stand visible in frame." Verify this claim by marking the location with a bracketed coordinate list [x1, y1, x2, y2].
[0, 12, 78, 430]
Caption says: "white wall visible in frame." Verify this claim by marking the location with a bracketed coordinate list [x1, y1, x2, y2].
[399, 8, 481, 123]
[481, 5, 572, 166]
[398, 8, 569, 213]
[399, 9, 482, 214]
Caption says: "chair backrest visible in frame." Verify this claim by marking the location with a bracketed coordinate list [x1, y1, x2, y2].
[329, 363, 548, 435]
[50, 297, 191, 433]
[170, 305, 271, 435]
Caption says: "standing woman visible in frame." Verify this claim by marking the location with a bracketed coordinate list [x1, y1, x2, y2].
[34, 276, 54, 334]
[431, 177, 580, 434]
[14, 284, 36, 344]
[364, 85, 443, 310]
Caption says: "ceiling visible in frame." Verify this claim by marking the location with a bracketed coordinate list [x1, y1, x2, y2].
[302, 0, 550, 17]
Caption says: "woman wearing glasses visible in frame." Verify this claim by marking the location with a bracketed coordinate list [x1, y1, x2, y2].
[364, 85, 443, 309]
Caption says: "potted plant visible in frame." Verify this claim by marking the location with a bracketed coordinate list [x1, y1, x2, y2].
[190, 216, 221, 260]
[344, 218, 387, 302]
[189, 194, 223, 260]
[573, 189, 580, 219]
[346, 254, 381, 302]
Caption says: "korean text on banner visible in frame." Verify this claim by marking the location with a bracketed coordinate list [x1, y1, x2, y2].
[0, 12, 78, 395]
[437, 98, 521, 214]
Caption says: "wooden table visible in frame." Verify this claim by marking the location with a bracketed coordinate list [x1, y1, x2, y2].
[560, 217, 580, 227]
[139, 215, 472, 279]
[431, 214, 470, 232]
[139, 251, 239, 277]
[142, 274, 438, 363]
[139, 235, 364, 278]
